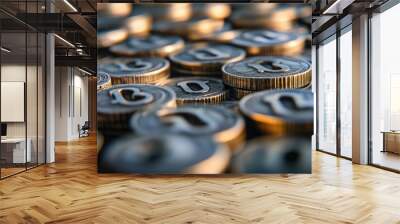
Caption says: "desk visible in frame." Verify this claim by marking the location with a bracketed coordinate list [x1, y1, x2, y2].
[1, 138, 31, 163]
[382, 131, 400, 154]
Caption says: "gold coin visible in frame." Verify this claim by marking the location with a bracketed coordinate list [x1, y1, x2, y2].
[97, 71, 112, 91]
[98, 3, 132, 17]
[97, 27, 128, 48]
[124, 14, 152, 37]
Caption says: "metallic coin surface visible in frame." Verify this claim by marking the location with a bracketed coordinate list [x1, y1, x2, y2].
[222, 56, 311, 91]
[97, 71, 112, 91]
[109, 34, 184, 57]
[152, 18, 225, 38]
[98, 134, 230, 174]
[239, 89, 314, 135]
[230, 87, 256, 100]
[231, 6, 298, 31]
[231, 137, 311, 173]
[98, 3, 132, 17]
[131, 105, 245, 150]
[135, 4, 192, 22]
[97, 84, 176, 132]
[97, 28, 128, 48]
[161, 77, 228, 105]
[98, 57, 170, 84]
[230, 30, 305, 56]
[169, 43, 246, 76]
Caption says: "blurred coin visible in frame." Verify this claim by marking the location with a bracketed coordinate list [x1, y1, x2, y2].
[97, 84, 176, 133]
[97, 27, 128, 48]
[124, 14, 152, 37]
[152, 17, 225, 39]
[230, 30, 305, 56]
[99, 57, 169, 84]
[222, 56, 311, 91]
[219, 100, 239, 112]
[230, 87, 256, 100]
[187, 22, 233, 41]
[231, 6, 298, 31]
[231, 136, 311, 173]
[98, 134, 230, 174]
[131, 105, 245, 150]
[98, 3, 132, 18]
[162, 77, 228, 105]
[135, 3, 192, 22]
[97, 71, 112, 91]
[169, 43, 245, 76]
[192, 3, 231, 20]
[109, 34, 184, 57]
[239, 89, 314, 135]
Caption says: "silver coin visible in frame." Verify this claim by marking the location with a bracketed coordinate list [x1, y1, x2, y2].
[97, 71, 112, 91]
[161, 77, 228, 105]
[169, 43, 245, 76]
[98, 134, 229, 174]
[239, 89, 314, 134]
[231, 137, 311, 173]
[109, 34, 184, 57]
[222, 56, 311, 90]
[131, 105, 245, 146]
[98, 57, 170, 84]
[97, 84, 176, 132]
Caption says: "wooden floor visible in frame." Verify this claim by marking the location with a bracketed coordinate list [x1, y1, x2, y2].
[1, 135, 400, 224]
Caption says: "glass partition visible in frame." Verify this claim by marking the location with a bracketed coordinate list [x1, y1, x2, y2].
[317, 36, 337, 154]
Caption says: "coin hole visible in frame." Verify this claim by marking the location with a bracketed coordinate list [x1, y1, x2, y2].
[161, 112, 208, 127]
[140, 140, 165, 164]
[279, 96, 297, 110]
[186, 83, 204, 91]
[127, 61, 146, 68]
[119, 89, 146, 101]
[260, 61, 283, 71]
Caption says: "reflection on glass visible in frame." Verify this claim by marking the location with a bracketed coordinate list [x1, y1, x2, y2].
[318, 37, 337, 154]
[371, 3, 400, 171]
[340, 29, 352, 158]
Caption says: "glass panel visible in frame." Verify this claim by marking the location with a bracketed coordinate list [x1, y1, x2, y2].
[1, 29, 27, 177]
[339, 29, 352, 158]
[317, 37, 337, 154]
[371, 4, 400, 171]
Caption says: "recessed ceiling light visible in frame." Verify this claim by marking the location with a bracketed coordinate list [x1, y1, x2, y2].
[1, 47, 11, 53]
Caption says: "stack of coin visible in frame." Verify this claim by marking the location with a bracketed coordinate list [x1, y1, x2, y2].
[131, 105, 245, 150]
[239, 89, 314, 136]
[222, 56, 311, 99]
[97, 84, 176, 134]
[98, 134, 230, 174]
[161, 77, 229, 105]
[169, 43, 245, 76]
[98, 57, 170, 84]
[97, 3, 314, 174]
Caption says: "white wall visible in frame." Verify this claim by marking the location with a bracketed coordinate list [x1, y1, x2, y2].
[54, 67, 89, 141]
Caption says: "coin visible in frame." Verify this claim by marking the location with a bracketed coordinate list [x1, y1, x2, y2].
[97, 27, 128, 48]
[239, 89, 314, 135]
[231, 136, 311, 173]
[98, 134, 230, 174]
[231, 6, 298, 31]
[161, 77, 228, 105]
[97, 71, 112, 91]
[222, 56, 311, 91]
[192, 3, 231, 20]
[187, 22, 232, 41]
[124, 14, 152, 37]
[229, 30, 305, 56]
[131, 105, 245, 150]
[135, 3, 192, 22]
[152, 17, 225, 39]
[109, 34, 184, 57]
[98, 3, 132, 18]
[98, 57, 170, 85]
[97, 84, 176, 133]
[169, 43, 246, 76]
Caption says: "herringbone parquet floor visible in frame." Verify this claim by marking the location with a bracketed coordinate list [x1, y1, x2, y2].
[1, 135, 400, 224]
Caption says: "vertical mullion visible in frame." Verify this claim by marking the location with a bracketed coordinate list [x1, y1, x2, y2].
[25, 0, 28, 171]
[336, 28, 341, 157]
[0, 20, 2, 179]
[316, 45, 320, 151]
